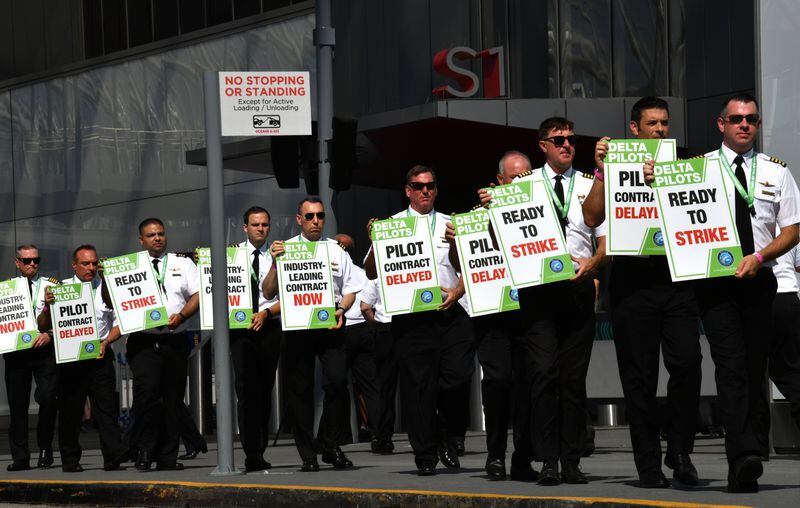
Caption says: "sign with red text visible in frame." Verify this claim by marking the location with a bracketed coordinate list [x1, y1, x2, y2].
[196, 247, 253, 330]
[453, 209, 519, 316]
[371, 216, 442, 315]
[103, 251, 169, 333]
[276, 242, 336, 331]
[484, 177, 575, 287]
[652, 157, 742, 281]
[51, 282, 101, 363]
[0, 277, 39, 354]
[432, 46, 506, 98]
[219, 71, 311, 137]
[605, 139, 676, 255]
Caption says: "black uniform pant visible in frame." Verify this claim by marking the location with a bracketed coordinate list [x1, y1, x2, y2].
[392, 305, 475, 467]
[283, 328, 349, 460]
[473, 311, 530, 463]
[518, 279, 595, 466]
[372, 322, 398, 441]
[230, 321, 282, 460]
[177, 399, 206, 454]
[58, 354, 126, 467]
[127, 332, 188, 465]
[609, 257, 702, 476]
[3, 344, 58, 464]
[694, 268, 776, 462]
[343, 322, 381, 439]
[770, 292, 800, 430]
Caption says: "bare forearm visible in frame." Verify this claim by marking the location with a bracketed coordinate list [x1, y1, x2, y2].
[760, 224, 799, 262]
[583, 178, 606, 228]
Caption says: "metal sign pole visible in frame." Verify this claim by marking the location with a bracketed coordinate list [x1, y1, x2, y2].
[315, 0, 337, 236]
[203, 70, 239, 476]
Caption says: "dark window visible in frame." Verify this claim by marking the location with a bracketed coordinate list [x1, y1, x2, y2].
[509, 0, 555, 98]
[179, 0, 206, 33]
[102, 0, 128, 54]
[206, 0, 233, 26]
[83, 0, 104, 58]
[559, 0, 612, 98]
[153, 0, 180, 40]
[127, 0, 153, 47]
[611, 0, 668, 97]
[263, 0, 292, 11]
[234, 0, 261, 19]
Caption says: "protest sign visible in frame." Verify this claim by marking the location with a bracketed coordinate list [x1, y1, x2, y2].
[51, 282, 101, 363]
[196, 247, 253, 330]
[103, 251, 169, 333]
[370, 215, 442, 316]
[652, 157, 742, 281]
[605, 138, 677, 255]
[0, 277, 39, 353]
[452, 209, 519, 316]
[276, 242, 336, 330]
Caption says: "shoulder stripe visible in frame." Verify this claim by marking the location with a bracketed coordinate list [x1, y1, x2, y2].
[770, 156, 787, 167]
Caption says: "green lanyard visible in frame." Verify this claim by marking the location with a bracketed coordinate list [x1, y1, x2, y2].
[30, 278, 42, 315]
[540, 168, 575, 219]
[718, 149, 757, 210]
[153, 255, 168, 295]
[406, 208, 436, 231]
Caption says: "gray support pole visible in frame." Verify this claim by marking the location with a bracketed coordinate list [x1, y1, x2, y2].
[203, 70, 239, 476]
[315, 0, 336, 237]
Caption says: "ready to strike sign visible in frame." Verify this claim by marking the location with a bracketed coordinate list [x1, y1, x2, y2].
[0, 277, 39, 354]
[197, 247, 253, 330]
[219, 71, 311, 137]
[484, 177, 574, 288]
[276, 242, 336, 331]
[605, 139, 677, 255]
[51, 282, 101, 363]
[371, 216, 442, 316]
[652, 157, 742, 281]
[452, 209, 519, 316]
[103, 251, 169, 333]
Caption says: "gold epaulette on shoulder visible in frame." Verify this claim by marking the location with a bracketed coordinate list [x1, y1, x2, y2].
[580, 171, 594, 180]
[228, 243, 238, 248]
[769, 156, 787, 167]
[471, 203, 484, 211]
[512, 169, 534, 181]
[47, 277, 60, 284]
[678, 154, 706, 161]
[176, 253, 191, 258]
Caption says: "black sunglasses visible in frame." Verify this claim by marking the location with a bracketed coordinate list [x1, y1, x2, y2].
[542, 135, 577, 147]
[723, 114, 760, 125]
[407, 181, 437, 191]
[17, 257, 41, 265]
[302, 212, 326, 221]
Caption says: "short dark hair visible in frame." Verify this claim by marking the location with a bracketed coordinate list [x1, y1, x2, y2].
[138, 217, 164, 235]
[297, 196, 324, 214]
[631, 96, 669, 124]
[538, 117, 574, 138]
[16, 244, 38, 254]
[721, 93, 759, 118]
[243, 206, 270, 225]
[405, 165, 436, 185]
[72, 244, 97, 261]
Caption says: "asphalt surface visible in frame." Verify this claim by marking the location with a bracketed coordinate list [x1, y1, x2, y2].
[1, 427, 798, 507]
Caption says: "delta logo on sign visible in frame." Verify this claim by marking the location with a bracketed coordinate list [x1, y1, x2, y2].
[432, 46, 506, 99]
[218, 71, 311, 137]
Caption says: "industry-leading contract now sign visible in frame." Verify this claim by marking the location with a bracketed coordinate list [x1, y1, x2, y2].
[219, 71, 311, 137]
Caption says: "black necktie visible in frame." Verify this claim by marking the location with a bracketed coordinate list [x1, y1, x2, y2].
[251, 249, 260, 314]
[733, 155, 755, 256]
[554, 174, 567, 236]
[28, 278, 33, 298]
[153, 259, 166, 295]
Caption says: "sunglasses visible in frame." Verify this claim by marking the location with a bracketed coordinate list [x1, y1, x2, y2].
[17, 257, 41, 265]
[407, 181, 437, 191]
[302, 212, 326, 221]
[723, 114, 760, 125]
[542, 135, 577, 147]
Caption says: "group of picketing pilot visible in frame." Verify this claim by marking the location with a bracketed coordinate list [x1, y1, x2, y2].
[5, 93, 800, 494]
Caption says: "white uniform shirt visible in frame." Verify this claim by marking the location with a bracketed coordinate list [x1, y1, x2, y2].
[287, 234, 364, 304]
[709, 145, 800, 267]
[523, 165, 606, 260]
[239, 240, 279, 317]
[62, 276, 118, 341]
[148, 253, 200, 334]
[772, 237, 800, 294]
[344, 265, 367, 326]
[29, 275, 58, 318]
[360, 278, 391, 323]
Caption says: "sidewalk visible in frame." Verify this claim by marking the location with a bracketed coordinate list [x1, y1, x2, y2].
[1, 428, 798, 507]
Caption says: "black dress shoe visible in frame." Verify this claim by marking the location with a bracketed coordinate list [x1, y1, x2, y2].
[178, 450, 199, 460]
[537, 460, 561, 486]
[245, 456, 269, 472]
[135, 451, 152, 471]
[665, 454, 699, 486]
[37, 449, 54, 468]
[417, 461, 436, 476]
[455, 438, 465, 457]
[300, 458, 320, 472]
[62, 463, 84, 473]
[155, 462, 184, 471]
[727, 455, 762, 493]
[379, 437, 394, 454]
[639, 471, 671, 488]
[485, 458, 506, 480]
[321, 447, 354, 469]
[437, 441, 460, 469]
[510, 464, 539, 482]
[561, 463, 588, 484]
[6, 462, 30, 472]
[104, 451, 129, 471]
